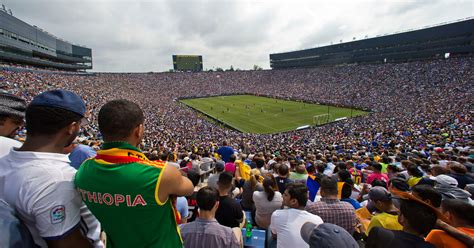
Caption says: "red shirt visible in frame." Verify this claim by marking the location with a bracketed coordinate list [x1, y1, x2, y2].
[366, 172, 389, 187]
[224, 162, 236, 175]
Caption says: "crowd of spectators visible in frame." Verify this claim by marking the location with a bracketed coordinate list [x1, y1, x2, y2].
[0, 56, 473, 247]
[1, 57, 472, 158]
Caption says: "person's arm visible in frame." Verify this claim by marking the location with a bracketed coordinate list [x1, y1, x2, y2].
[158, 164, 194, 204]
[179, 197, 189, 224]
[236, 202, 244, 227]
[270, 212, 278, 239]
[46, 228, 93, 248]
[235, 164, 242, 180]
[26, 178, 97, 248]
[231, 227, 243, 248]
[436, 219, 474, 247]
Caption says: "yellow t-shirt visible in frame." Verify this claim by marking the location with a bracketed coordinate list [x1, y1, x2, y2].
[366, 212, 403, 235]
[407, 176, 422, 188]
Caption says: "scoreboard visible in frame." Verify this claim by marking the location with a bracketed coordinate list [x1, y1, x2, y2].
[172, 55, 203, 72]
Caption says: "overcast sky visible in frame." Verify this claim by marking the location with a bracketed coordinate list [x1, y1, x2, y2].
[3, 0, 473, 72]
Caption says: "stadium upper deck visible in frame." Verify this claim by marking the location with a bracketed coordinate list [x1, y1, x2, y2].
[0, 9, 92, 71]
[270, 18, 474, 69]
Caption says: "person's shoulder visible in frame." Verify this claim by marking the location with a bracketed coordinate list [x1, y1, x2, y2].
[177, 196, 188, 204]
[17, 156, 75, 182]
[302, 209, 323, 221]
[393, 230, 434, 247]
[130, 160, 168, 175]
[339, 200, 356, 209]
[179, 221, 196, 232]
[220, 195, 237, 204]
[0, 136, 22, 148]
[271, 209, 286, 218]
[75, 144, 96, 153]
[370, 226, 395, 238]
[306, 200, 324, 209]
[253, 191, 262, 197]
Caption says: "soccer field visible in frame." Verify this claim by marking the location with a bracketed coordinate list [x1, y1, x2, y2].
[180, 95, 368, 134]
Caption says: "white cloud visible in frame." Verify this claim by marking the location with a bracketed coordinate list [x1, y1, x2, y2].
[3, 0, 473, 72]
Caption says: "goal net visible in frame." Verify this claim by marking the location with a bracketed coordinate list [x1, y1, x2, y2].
[313, 114, 330, 125]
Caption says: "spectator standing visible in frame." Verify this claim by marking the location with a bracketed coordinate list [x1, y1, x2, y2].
[0, 91, 26, 157]
[208, 161, 225, 190]
[276, 164, 292, 194]
[215, 172, 244, 228]
[176, 196, 189, 224]
[0, 90, 102, 247]
[75, 99, 194, 247]
[217, 140, 234, 162]
[67, 143, 97, 169]
[306, 163, 321, 202]
[185, 171, 201, 223]
[225, 154, 237, 176]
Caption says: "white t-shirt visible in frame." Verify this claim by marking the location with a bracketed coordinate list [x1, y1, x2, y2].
[0, 136, 22, 158]
[270, 208, 323, 248]
[0, 148, 103, 248]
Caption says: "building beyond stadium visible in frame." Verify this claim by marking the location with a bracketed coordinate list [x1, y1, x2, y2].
[0, 9, 92, 71]
[270, 18, 474, 69]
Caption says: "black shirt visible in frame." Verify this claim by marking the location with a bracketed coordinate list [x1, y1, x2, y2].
[215, 195, 243, 228]
[449, 173, 474, 190]
[276, 177, 292, 194]
[186, 191, 199, 222]
[367, 227, 435, 248]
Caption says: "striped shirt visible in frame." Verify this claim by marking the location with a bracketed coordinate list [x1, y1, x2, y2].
[180, 218, 240, 248]
[305, 198, 356, 234]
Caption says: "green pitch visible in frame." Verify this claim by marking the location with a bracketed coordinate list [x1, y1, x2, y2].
[180, 95, 368, 134]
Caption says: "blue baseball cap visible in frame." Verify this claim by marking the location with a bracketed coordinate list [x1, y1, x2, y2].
[30, 90, 86, 117]
[301, 222, 358, 248]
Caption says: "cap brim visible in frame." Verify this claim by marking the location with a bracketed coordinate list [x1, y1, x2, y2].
[300, 222, 318, 244]
[391, 189, 450, 223]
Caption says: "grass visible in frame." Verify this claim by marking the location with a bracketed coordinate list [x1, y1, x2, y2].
[180, 95, 368, 134]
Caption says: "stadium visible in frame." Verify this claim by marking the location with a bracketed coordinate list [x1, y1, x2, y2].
[0, 2, 473, 248]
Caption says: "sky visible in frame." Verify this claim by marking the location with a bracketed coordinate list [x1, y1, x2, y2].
[2, 0, 473, 72]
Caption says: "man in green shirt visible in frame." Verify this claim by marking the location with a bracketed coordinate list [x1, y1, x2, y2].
[75, 99, 194, 248]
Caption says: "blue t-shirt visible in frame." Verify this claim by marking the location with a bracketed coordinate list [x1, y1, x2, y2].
[341, 198, 361, 210]
[217, 146, 234, 162]
[307, 177, 320, 202]
[176, 196, 189, 222]
[69, 144, 96, 169]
